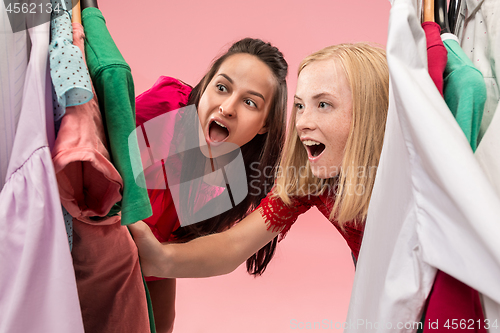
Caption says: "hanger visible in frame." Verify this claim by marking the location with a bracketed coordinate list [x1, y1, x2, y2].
[80, 0, 99, 10]
[435, 0, 451, 34]
[423, 0, 434, 22]
[448, 0, 466, 36]
[72, 0, 81, 24]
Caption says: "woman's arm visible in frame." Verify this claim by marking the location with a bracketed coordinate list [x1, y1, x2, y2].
[128, 209, 280, 278]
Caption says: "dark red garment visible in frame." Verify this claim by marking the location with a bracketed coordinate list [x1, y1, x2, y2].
[257, 191, 364, 259]
[422, 21, 448, 97]
[72, 217, 151, 333]
[423, 272, 486, 332]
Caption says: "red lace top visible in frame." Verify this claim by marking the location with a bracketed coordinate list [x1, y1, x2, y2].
[257, 191, 365, 260]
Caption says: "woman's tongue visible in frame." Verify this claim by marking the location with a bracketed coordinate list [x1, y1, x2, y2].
[209, 122, 229, 142]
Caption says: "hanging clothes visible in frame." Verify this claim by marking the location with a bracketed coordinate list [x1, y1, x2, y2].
[442, 33, 486, 150]
[462, 0, 500, 197]
[0, 8, 28, 190]
[421, 32, 487, 333]
[52, 97, 123, 221]
[48, 0, 93, 123]
[64, 22, 151, 333]
[51, 44, 123, 221]
[416, 22, 446, 333]
[0, 10, 84, 333]
[462, 0, 500, 325]
[72, 217, 151, 333]
[62, 206, 74, 250]
[423, 273, 486, 332]
[461, 0, 499, 144]
[48, 0, 98, 250]
[422, 21, 447, 96]
[81, 7, 152, 225]
[345, 0, 500, 331]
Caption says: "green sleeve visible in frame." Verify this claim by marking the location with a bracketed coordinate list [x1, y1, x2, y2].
[82, 8, 152, 224]
[443, 39, 487, 151]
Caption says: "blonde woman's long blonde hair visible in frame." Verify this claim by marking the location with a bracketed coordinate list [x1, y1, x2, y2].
[274, 43, 389, 228]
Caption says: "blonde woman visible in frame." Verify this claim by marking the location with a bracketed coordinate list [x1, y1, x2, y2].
[129, 43, 389, 279]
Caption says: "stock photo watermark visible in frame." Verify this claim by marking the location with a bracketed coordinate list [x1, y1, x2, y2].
[290, 318, 423, 330]
[2, 0, 75, 33]
[289, 318, 498, 330]
[128, 105, 378, 227]
[129, 105, 248, 227]
[248, 163, 377, 198]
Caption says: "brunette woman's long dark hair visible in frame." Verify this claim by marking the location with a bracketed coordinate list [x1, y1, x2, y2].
[171, 38, 288, 275]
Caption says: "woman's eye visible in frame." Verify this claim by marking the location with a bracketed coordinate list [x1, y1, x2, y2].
[217, 84, 228, 92]
[295, 103, 304, 110]
[245, 99, 257, 108]
[319, 101, 330, 108]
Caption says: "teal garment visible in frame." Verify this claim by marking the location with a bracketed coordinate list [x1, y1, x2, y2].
[62, 205, 73, 251]
[443, 39, 487, 151]
[82, 8, 152, 225]
[49, 0, 93, 122]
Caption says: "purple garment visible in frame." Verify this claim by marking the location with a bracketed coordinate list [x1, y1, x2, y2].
[0, 18, 84, 333]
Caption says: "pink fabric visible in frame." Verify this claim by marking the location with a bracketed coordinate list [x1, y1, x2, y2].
[135, 76, 192, 281]
[0, 20, 84, 332]
[135, 76, 192, 128]
[51, 24, 123, 222]
[64, 23, 151, 333]
[422, 21, 448, 97]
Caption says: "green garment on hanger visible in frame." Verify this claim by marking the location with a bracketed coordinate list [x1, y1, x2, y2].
[82, 8, 152, 225]
[443, 38, 487, 151]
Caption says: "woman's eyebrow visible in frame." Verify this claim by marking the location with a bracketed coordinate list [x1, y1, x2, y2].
[218, 73, 265, 102]
[312, 92, 336, 100]
[218, 73, 233, 83]
[248, 90, 265, 102]
[294, 93, 336, 101]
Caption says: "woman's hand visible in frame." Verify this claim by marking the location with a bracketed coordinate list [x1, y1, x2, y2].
[129, 209, 281, 278]
[128, 221, 171, 277]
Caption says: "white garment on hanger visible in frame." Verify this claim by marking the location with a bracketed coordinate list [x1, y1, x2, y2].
[463, 0, 500, 326]
[346, 0, 500, 331]
[461, 0, 500, 144]
[0, 11, 84, 333]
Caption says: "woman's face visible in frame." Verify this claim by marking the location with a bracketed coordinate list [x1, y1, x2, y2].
[294, 59, 353, 179]
[198, 53, 275, 155]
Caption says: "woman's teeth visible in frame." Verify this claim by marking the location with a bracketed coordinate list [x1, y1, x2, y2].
[209, 120, 230, 142]
[303, 140, 325, 157]
[214, 120, 226, 128]
[303, 140, 321, 146]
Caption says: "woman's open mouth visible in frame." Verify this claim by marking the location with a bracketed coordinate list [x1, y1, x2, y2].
[303, 139, 326, 159]
[208, 119, 230, 143]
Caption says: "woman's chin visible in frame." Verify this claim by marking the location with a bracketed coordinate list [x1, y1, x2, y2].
[199, 141, 240, 159]
[313, 173, 329, 179]
[310, 166, 339, 179]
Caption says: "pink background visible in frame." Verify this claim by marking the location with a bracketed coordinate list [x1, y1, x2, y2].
[98, 1, 391, 331]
